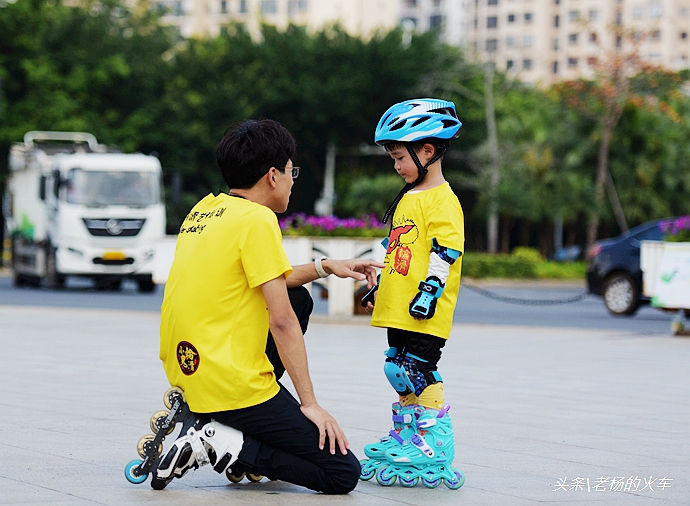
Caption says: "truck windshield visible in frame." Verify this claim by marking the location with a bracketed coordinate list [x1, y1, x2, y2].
[66, 169, 160, 206]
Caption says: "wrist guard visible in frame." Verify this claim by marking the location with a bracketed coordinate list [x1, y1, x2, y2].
[409, 276, 445, 319]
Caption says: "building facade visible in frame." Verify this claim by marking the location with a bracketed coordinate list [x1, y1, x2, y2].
[150, 0, 400, 38]
[465, 0, 690, 84]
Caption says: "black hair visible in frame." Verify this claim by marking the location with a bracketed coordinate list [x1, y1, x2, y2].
[216, 119, 296, 189]
[383, 138, 443, 158]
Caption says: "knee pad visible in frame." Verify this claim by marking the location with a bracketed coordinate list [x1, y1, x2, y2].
[384, 348, 441, 396]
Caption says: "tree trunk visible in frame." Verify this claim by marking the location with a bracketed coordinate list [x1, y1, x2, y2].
[586, 119, 614, 252]
[484, 63, 500, 253]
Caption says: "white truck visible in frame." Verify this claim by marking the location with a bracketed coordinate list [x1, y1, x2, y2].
[3, 131, 165, 292]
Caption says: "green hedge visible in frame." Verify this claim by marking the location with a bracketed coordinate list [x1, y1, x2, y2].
[462, 248, 586, 279]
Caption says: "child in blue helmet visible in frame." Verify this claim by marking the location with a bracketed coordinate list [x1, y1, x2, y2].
[361, 98, 465, 489]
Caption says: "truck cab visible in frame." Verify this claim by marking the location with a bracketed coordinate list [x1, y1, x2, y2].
[4, 131, 165, 292]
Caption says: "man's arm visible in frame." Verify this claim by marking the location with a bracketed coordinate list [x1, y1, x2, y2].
[286, 258, 383, 288]
[261, 275, 349, 455]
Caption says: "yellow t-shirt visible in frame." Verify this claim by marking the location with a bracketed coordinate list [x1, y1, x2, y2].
[159, 194, 292, 412]
[371, 182, 464, 339]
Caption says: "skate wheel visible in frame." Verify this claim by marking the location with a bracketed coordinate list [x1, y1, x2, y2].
[124, 459, 148, 484]
[444, 469, 465, 490]
[359, 459, 376, 481]
[226, 469, 245, 483]
[137, 434, 163, 459]
[150, 410, 175, 435]
[422, 475, 442, 488]
[247, 473, 263, 482]
[163, 387, 185, 409]
[399, 475, 419, 487]
[375, 467, 397, 487]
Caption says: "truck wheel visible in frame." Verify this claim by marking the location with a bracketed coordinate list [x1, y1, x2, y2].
[137, 276, 156, 293]
[13, 272, 26, 287]
[45, 249, 66, 289]
[603, 273, 640, 316]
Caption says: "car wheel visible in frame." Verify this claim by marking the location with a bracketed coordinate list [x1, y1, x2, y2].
[603, 273, 640, 316]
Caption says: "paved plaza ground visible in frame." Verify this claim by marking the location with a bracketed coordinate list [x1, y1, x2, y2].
[1, 304, 689, 505]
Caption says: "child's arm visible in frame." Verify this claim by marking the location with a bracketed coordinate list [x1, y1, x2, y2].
[409, 238, 461, 319]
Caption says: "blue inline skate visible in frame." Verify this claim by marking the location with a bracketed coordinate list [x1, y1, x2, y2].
[375, 405, 465, 489]
[359, 403, 423, 481]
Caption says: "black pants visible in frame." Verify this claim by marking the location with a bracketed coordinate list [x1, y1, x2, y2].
[387, 327, 446, 393]
[211, 287, 360, 494]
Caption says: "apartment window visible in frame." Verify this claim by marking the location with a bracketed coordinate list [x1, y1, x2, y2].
[651, 30, 661, 41]
[524, 12, 533, 23]
[554, 15, 559, 27]
[507, 36, 516, 47]
[589, 9, 599, 21]
[488, 0, 498, 5]
[508, 13, 515, 23]
[239, 0, 247, 13]
[553, 38, 559, 50]
[174, 1, 183, 16]
[568, 33, 578, 45]
[523, 35, 533, 47]
[650, 3, 663, 18]
[632, 6, 644, 19]
[552, 61, 559, 74]
[616, 11, 622, 25]
[220, 0, 227, 13]
[405, 0, 417, 6]
[554, 0, 559, 4]
[433, 0, 441, 6]
[261, 0, 277, 14]
[487, 16, 498, 28]
[430, 15, 443, 28]
[682, 8, 689, 17]
[682, 32, 688, 40]
[506, 60, 514, 70]
[568, 10, 580, 22]
[402, 17, 418, 27]
[486, 38, 498, 52]
[589, 32, 598, 43]
[568, 57, 578, 68]
[523, 58, 532, 70]
[616, 35, 622, 48]
[587, 56, 598, 66]
[288, 1, 308, 14]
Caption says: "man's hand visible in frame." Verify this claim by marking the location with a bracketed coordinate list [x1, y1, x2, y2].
[323, 259, 383, 288]
[300, 402, 350, 455]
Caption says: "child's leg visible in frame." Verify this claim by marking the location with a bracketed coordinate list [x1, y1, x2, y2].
[385, 328, 446, 409]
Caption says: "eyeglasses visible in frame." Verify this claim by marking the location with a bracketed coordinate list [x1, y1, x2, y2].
[278, 166, 300, 179]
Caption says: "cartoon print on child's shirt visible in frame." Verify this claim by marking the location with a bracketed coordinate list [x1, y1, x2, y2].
[385, 216, 419, 276]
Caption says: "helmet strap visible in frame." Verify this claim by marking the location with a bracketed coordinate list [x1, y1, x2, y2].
[382, 141, 450, 224]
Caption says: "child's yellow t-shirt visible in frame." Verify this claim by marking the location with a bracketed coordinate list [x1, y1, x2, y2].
[371, 182, 464, 339]
[159, 194, 292, 412]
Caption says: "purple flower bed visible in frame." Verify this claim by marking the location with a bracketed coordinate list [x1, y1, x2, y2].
[279, 213, 387, 237]
[659, 216, 690, 242]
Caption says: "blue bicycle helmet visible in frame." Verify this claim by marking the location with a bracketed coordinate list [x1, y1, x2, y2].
[375, 98, 462, 145]
[375, 98, 462, 223]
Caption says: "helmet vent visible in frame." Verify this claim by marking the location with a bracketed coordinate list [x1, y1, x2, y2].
[442, 119, 458, 128]
[388, 120, 406, 132]
[411, 116, 431, 127]
[429, 107, 458, 119]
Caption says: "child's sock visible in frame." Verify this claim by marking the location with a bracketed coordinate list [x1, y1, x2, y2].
[399, 393, 418, 406]
[417, 382, 445, 410]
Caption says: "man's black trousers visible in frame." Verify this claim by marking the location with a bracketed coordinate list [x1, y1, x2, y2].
[210, 286, 360, 494]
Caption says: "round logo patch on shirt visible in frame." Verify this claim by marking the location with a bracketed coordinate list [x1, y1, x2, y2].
[177, 341, 200, 375]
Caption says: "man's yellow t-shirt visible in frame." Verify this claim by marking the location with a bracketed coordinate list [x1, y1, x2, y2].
[159, 194, 292, 413]
[371, 182, 464, 339]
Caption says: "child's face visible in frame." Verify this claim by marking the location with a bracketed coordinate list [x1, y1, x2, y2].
[387, 146, 422, 184]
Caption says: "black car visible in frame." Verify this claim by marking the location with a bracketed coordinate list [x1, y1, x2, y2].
[586, 219, 666, 316]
